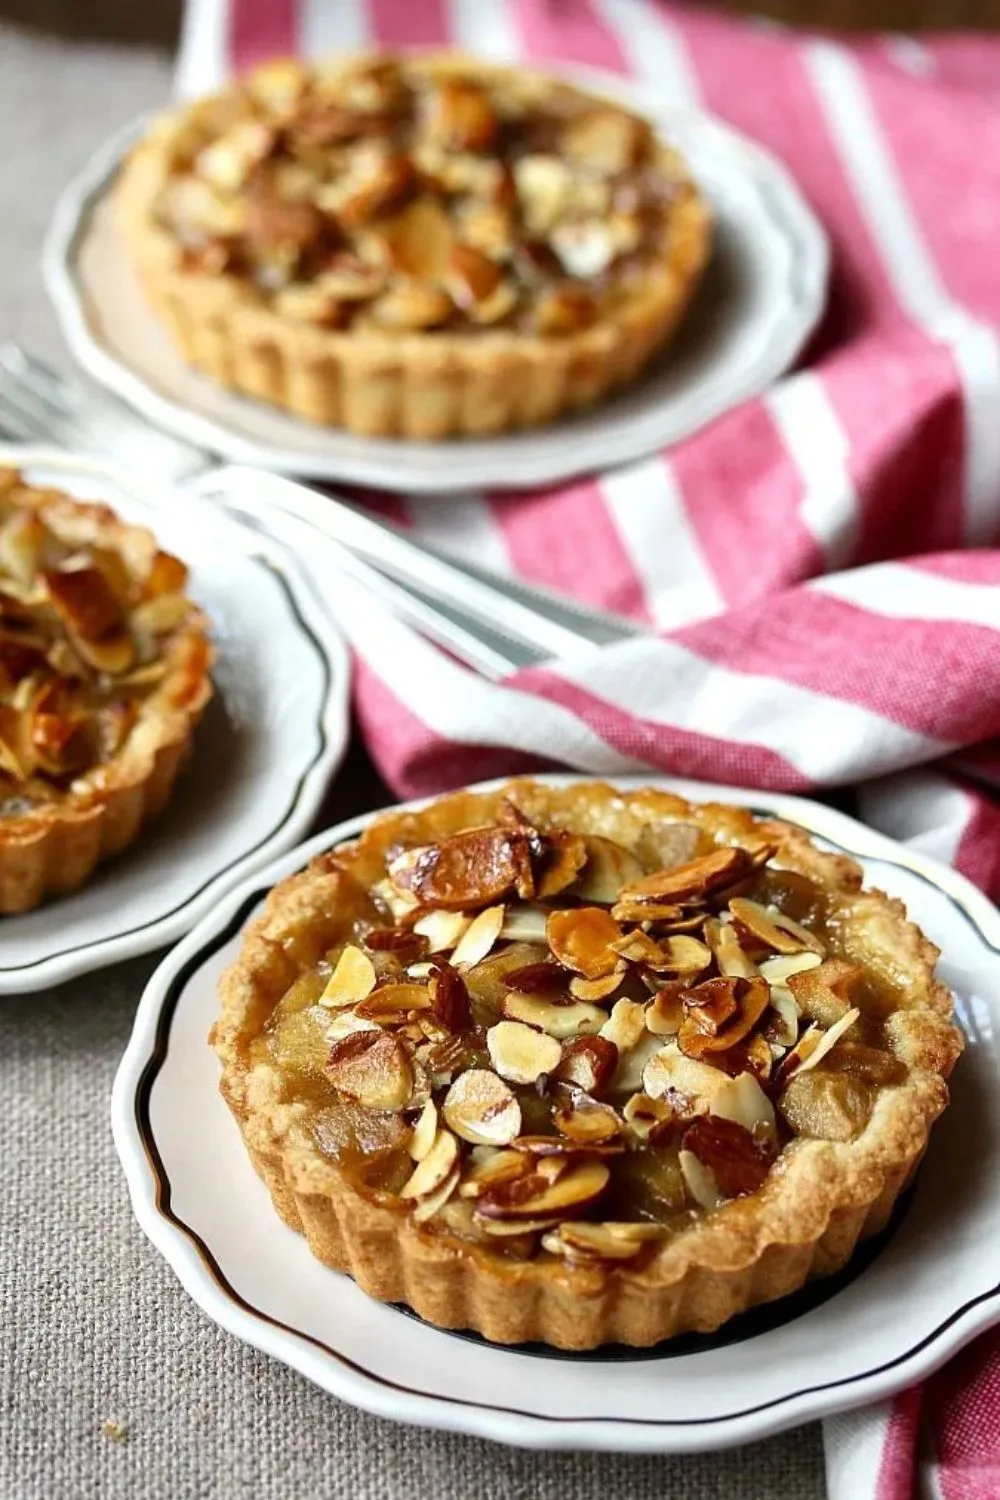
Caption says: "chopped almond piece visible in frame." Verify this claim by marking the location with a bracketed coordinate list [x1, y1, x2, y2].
[318, 945, 378, 1008]
[554, 1036, 619, 1096]
[442, 1069, 522, 1146]
[546, 906, 622, 979]
[487, 1020, 561, 1085]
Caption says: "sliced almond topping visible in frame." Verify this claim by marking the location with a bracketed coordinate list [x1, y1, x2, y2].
[389, 827, 533, 910]
[504, 959, 571, 995]
[326, 1011, 381, 1044]
[475, 1159, 610, 1221]
[451, 904, 505, 969]
[514, 154, 572, 236]
[555, 1221, 663, 1262]
[765, 988, 800, 1050]
[679, 1149, 723, 1210]
[546, 906, 622, 979]
[681, 977, 740, 1034]
[442, 1069, 521, 1146]
[645, 985, 686, 1037]
[554, 1036, 619, 1097]
[642, 1045, 725, 1109]
[325, 1030, 413, 1111]
[729, 898, 826, 956]
[407, 961, 435, 980]
[569, 967, 625, 1003]
[412, 1165, 461, 1224]
[677, 976, 772, 1060]
[502, 991, 605, 1040]
[618, 847, 753, 909]
[781, 1008, 861, 1082]
[610, 929, 664, 965]
[401, 1127, 460, 1200]
[787, 958, 862, 1027]
[354, 981, 432, 1023]
[611, 1031, 663, 1094]
[681, 1114, 776, 1199]
[486, 1020, 561, 1085]
[413, 909, 471, 954]
[562, 108, 651, 174]
[552, 1089, 624, 1146]
[705, 917, 760, 980]
[599, 999, 647, 1055]
[759, 951, 823, 987]
[318, 946, 378, 1008]
[574, 835, 645, 904]
[710, 1071, 776, 1143]
[551, 219, 615, 279]
[650, 937, 713, 977]
[427, 964, 472, 1032]
[622, 1091, 678, 1141]
[499, 905, 548, 943]
[458, 1147, 530, 1199]
[408, 1100, 439, 1162]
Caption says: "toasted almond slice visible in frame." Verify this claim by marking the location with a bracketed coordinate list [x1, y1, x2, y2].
[610, 929, 664, 965]
[569, 967, 625, 1002]
[556, 1221, 663, 1262]
[412, 1165, 461, 1224]
[458, 1147, 530, 1198]
[759, 952, 823, 986]
[552, 1090, 623, 1145]
[787, 958, 861, 1028]
[679, 1149, 723, 1210]
[619, 847, 753, 908]
[677, 976, 772, 1060]
[451, 905, 505, 969]
[407, 961, 435, 979]
[408, 1100, 439, 1162]
[622, 1091, 676, 1141]
[643, 1045, 725, 1109]
[536, 831, 589, 899]
[767, 987, 801, 1049]
[318, 946, 378, 1008]
[326, 1011, 381, 1044]
[486, 1020, 562, 1085]
[475, 1159, 610, 1221]
[355, 982, 432, 1023]
[325, 1030, 413, 1111]
[599, 999, 647, 1054]
[371, 876, 420, 923]
[705, 917, 760, 980]
[652, 936, 712, 977]
[474, 1214, 560, 1237]
[499, 904, 548, 943]
[710, 1071, 776, 1143]
[546, 907, 622, 979]
[511, 1133, 623, 1159]
[442, 1069, 522, 1146]
[729, 898, 826, 956]
[574, 835, 645, 904]
[645, 987, 685, 1037]
[611, 1031, 663, 1094]
[502, 992, 605, 1040]
[413, 909, 471, 954]
[535, 1155, 570, 1186]
[401, 1127, 459, 1200]
[782, 1008, 860, 1081]
[554, 1036, 619, 1096]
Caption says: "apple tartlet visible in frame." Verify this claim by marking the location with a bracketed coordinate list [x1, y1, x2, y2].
[116, 53, 711, 439]
[213, 779, 962, 1349]
[0, 469, 212, 912]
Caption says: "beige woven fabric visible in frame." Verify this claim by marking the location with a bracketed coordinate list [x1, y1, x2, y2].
[0, 21, 825, 1498]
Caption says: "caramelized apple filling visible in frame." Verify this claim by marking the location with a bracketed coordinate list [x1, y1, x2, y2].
[0, 470, 205, 813]
[260, 797, 914, 1268]
[151, 53, 692, 336]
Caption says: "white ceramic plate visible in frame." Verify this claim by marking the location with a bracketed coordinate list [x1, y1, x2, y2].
[45, 73, 828, 494]
[112, 774, 999, 1453]
[0, 446, 350, 993]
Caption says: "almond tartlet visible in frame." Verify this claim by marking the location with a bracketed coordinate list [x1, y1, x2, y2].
[0, 469, 212, 912]
[213, 779, 962, 1349]
[116, 53, 711, 439]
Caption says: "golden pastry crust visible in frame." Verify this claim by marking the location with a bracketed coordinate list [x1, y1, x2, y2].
[0, 470, 212, 912]
[213, 780, 963, 1349]
[116, 53, 712, 439]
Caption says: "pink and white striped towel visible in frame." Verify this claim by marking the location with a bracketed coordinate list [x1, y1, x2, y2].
[175, 3, 1000, 1494]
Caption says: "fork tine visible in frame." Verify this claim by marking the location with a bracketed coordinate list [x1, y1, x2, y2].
[0, 345, 80, 416]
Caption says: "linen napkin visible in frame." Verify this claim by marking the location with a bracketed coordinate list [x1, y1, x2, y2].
[175, 4, 1000, 1496]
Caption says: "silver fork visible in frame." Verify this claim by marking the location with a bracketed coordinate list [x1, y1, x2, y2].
[0, 346, 641, 666]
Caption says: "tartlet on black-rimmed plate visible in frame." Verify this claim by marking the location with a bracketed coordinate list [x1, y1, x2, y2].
[212, 779, 962, 1350]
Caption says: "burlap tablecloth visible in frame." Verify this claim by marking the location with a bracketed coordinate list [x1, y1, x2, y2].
[0, 19, 825, 1497]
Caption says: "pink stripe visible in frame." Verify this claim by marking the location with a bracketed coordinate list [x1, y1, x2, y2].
[669, 402, 817, 607]
[491, 481, 652, 622]
[511, 0, 628, 71]
[952, 786, 1000, 906]
[908, 552, 1000, 584]
[366, 0, 449, 48]
[927, 1330, 1000, 1500]
[354, 659, 556, 798]
[922, 37, 1000, 97]
[513, 665, 812, 789]
[228, 0, 297, 70]
[857, 59, 1000, 331]
[875, 1387, 923, 1500]
[673, 585, 1000, 743]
